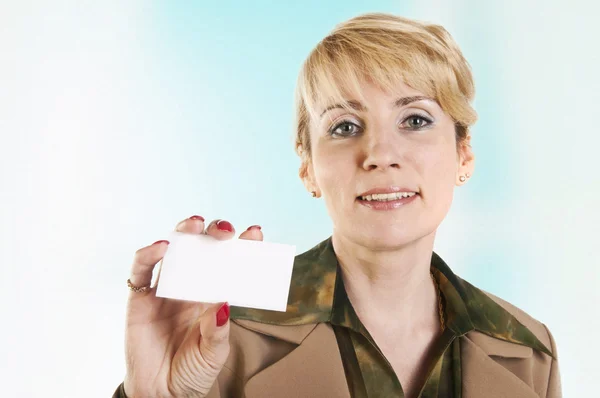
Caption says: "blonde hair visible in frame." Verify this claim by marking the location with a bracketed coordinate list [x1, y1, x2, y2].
[294, 13, 477, 162]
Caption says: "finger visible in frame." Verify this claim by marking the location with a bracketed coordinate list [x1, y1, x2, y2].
[198, 302, 231, 371]
[204, 219, 236, 241]
[171, 302, 230, 392]
[238, 225, 263, 241]
[129, 240, 170, 291]
[175, 215, 206, 234]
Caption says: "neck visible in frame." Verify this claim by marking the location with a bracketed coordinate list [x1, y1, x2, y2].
[331, 230, 441, 336]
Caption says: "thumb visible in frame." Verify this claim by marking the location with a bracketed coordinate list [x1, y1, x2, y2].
[198, 302, 231, 370]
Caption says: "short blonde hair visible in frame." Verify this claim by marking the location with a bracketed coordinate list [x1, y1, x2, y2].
[294, 13, 478, 162]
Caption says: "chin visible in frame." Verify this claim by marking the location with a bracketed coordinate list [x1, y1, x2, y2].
[355, 228, 420, 250]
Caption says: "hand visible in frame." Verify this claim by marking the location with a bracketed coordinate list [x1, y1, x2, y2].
[122, 216, 263, 398]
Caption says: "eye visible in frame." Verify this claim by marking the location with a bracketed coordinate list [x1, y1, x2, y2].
[401, 114, 433, 130]
[329, 121, 362, 137]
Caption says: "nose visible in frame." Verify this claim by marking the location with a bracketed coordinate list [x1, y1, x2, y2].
[361, 129, 402, 171]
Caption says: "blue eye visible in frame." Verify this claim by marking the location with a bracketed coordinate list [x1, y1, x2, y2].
[329, 121, 362, 137]
[402, 114, 433, 130]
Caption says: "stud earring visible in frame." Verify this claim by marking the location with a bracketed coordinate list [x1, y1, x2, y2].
[311, 191, 317, 198]
[459, 172, 471, 183]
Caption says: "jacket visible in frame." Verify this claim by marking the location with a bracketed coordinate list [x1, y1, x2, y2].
[114, 237, 561, 397]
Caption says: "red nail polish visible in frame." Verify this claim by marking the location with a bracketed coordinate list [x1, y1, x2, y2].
[216, 220, 233, 232]
[216, 302, 230, 327]
[246, 225, 262, 231]
[189, 215, 205, 221]
[153, 240, 170, 245]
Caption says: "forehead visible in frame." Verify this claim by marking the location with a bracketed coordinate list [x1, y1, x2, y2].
[316, 78, 429, 110]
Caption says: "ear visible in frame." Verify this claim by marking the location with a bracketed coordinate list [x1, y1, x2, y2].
[456, 135, 475, 185]
[299, 157, 320, 197]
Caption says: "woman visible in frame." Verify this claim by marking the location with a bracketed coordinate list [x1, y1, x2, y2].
[114, 13, 561, 398]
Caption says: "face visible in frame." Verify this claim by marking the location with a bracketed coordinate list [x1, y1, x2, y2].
[301, 79, 475, 250]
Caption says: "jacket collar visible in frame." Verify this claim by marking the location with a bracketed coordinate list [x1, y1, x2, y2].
[460, 333, 540, 398]
[230, 236, 553, 358]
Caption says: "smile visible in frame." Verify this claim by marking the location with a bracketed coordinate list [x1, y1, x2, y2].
[358, 192, 417, 201]
[356, 192, 419, 210]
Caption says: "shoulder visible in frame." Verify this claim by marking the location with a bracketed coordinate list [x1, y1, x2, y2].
[445, 267, 556, 359]
[480, 288, 555, 354]
[462, 287, 563, 397]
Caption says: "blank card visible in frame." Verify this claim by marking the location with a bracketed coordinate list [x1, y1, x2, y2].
[155, 231, 296, 312]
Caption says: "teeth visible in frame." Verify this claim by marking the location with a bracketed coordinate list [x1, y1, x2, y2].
[360, 192, 416, 201]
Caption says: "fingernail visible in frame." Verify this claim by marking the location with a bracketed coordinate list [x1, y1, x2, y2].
[189, 215, 205, 221]
[246, 225, 262, 231]
[153, 240, 170, 245]
[216, 220, 233, 232]
[216, 302, 230, 327]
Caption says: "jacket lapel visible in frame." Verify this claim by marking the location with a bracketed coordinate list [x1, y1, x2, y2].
[461, 332, 538, 398]
[238, 322, 541, 398]
[243, 323, 350, 398]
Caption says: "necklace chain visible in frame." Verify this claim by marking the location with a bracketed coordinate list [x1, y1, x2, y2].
[430, 271, 445, 331]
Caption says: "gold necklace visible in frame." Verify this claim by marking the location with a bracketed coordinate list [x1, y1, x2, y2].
[430, 271, 445, 331]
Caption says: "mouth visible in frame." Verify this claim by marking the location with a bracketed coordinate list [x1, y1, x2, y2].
[356, 191, 419, 202]
[355, 187, 420, 210]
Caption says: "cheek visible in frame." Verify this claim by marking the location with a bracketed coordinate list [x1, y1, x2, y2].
[419, 149, 457, 206]
[313, 146, 354, 194]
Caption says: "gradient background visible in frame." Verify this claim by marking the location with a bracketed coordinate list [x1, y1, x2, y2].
[1, 1, 598, 397]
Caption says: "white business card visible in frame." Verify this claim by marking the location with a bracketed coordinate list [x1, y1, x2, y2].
[155, 231, 296, 312]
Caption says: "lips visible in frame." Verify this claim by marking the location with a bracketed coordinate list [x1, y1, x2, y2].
[356, 190, 419, 210]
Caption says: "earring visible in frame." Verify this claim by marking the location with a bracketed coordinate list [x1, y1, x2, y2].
[311, 191, 317, 198]
[459, 172, 471, 182]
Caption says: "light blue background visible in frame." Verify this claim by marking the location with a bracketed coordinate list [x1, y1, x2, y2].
[1, 1, 598, 396]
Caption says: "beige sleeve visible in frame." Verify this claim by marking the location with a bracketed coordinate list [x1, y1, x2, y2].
[543, 323, 562, 398]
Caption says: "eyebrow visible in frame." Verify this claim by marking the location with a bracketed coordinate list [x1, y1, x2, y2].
[319, 95, 435, 118]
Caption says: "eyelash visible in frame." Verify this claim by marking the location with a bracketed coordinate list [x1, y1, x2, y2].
[328, 114, 434, 137]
